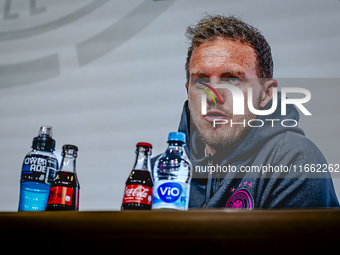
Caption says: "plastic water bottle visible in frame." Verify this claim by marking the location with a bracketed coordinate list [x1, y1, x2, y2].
[152, 132, 192, 210]
[18, 126, 58, 211]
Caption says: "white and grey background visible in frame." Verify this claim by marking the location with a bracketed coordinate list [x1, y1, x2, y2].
[0, 0, 339, 211]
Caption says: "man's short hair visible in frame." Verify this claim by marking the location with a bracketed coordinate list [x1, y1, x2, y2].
[185, 14, 274, 83]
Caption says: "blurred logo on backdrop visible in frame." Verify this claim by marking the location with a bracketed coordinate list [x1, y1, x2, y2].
[0, 0, 173, 88]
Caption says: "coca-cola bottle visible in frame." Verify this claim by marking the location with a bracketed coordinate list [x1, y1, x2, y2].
[121, 142, 153, 210]
[46, 145, 80, 211]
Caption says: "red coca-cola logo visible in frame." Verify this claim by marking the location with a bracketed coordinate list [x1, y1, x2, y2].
[125, 186, 149, 198]
[122, 185, 152, 205]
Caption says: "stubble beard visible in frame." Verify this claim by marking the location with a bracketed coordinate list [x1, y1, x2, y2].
[191, 99, 261, 154]
[197, 112, 257, 154]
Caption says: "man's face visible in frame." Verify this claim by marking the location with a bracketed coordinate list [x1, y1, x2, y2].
[186, 37, 265, 150]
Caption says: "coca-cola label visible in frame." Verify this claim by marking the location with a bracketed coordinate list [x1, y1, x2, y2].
[122, 185, 152, 205]
[47, 186, 73, 206]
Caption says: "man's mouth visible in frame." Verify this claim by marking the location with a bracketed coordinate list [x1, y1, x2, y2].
[203, 110, 228, 123]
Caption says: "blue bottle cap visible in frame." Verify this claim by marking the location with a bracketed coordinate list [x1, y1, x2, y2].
[168, 132, 186, 143]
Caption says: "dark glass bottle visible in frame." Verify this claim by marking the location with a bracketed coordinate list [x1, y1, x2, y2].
[121, 142, 153, 210]
[46, 145, 80, 211]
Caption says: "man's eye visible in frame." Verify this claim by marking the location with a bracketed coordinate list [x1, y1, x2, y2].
[221, 77, 241, 83]
[194, 78, 210, 84]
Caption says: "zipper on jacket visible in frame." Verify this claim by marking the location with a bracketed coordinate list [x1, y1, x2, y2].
[202, 158, 222, 208]
[202, 159, 213, 208]
[213, 172, 221, 197]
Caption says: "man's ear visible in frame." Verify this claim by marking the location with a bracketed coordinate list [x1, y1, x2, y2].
[260, 79, 278, 108]
[185, 82, 189, 94]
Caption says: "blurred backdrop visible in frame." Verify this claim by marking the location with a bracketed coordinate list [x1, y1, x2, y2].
[0, 0, 339, 211]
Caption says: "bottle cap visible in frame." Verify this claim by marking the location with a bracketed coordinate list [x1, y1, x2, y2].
[38, 125, 53, 138]
[62, 144, 78, 157]
[136, 142, 152, 149]
[168, 132, 186, 143]
[32, 125, 56, 152]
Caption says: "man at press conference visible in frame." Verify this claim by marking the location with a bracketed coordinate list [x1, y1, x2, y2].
[161, 14, 339, 209]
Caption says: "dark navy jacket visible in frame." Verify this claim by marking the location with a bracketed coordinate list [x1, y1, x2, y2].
[153, 95, 339, 209]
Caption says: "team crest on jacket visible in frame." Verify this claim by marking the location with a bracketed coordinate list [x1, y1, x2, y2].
[225, 183, 254, 210]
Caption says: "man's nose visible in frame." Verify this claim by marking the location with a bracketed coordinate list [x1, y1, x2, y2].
[207, 81, 224, 106]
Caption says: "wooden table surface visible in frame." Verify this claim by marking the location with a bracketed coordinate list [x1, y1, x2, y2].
[1, 209, 339, 253]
